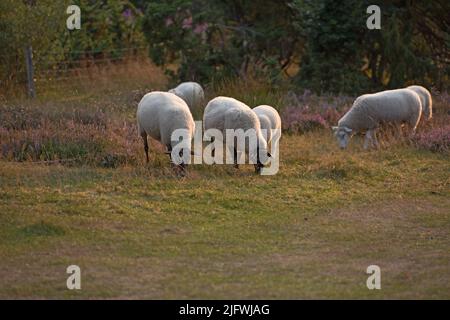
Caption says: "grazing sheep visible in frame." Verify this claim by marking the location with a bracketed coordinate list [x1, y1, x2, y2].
[203, 96, 271, 173]
[333, 89, 422, 149]
[407, 85, 433, 120]
[253, 105, 282, 145]
[137, 91, 195, 171]
[168, 82, 205, 112]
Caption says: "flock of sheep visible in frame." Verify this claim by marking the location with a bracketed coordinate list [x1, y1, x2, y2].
[136, 82, 432, 173]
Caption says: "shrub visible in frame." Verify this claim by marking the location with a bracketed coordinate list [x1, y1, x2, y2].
[0, 105, 142, 166]
[283, 90, 351, 125]
[141, 0, 298, 84]
[415, 125, 450, 153]
[281, 106, 328, 134]
[0, 121, 106, 164]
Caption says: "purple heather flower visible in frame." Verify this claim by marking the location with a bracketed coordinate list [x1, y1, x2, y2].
[182, 16, 193, 29]
[165, 17, 174, 26]
[122, 8, 133, 20]
[193, 23, 208, 34]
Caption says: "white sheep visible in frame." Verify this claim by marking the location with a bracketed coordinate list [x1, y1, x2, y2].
[333, 88, 422, 149]
[203, 96, 271, 173]
[407, 85, 433, 120]
[252, 105, 282, 145]
[168, 82, 205, 112]
[137, 91, 195, 171]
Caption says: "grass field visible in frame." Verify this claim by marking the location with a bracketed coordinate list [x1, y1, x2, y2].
[1, 134, 449, 299]
[0, 74, 449, 299]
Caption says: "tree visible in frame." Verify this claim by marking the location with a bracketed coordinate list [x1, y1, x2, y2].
[0, 0, 66, 89]
[141, 0, 299, 84]
[291, 0, 449, 94]
[291, 0, 370, 94]
[363, 0, 449, 90]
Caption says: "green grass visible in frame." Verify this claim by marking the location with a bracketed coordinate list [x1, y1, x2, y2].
[1, 132, 449, 299]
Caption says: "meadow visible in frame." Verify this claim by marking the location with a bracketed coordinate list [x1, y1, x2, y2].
[0, 61, 449, 299]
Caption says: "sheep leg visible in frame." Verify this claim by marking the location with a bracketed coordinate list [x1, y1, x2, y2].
[363, 130, 373, 150]
[408, 117, 419, 139]
[396, 124, 404, 139]
[166, 145, 173, 162]
[372, 129, 380, 148]
[233, 147, 239, 169]
[178, 149, 187, 176]
[407, 126, 417, 141]
[211, 136, 215, 158]
[141, 132, 149, 163]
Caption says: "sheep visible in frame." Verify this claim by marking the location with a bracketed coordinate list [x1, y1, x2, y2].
[168, 82, 205, 112]
[203, 96, 271, 173]
[407, 85, 433, 120]
[137, 91, 195, 172]
[252, 105, 282, 145]
[332, 88, 422, 149]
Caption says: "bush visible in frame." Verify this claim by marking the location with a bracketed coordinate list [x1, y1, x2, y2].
[0, 105, 142, 166]
[281, 90, 352, 133]
[415, 125, 450, 154]
[0, 122, 106, 164]
[141, 0, 298, 84]
[281, 106, 328, 134]
[0, 0, 146, 96]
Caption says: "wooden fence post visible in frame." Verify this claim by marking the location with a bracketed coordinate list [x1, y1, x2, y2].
[23, 0, 36, 98]
[24, 45, 36, 98]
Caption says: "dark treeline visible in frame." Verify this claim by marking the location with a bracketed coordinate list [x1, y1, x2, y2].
[1, 0, 448, 95]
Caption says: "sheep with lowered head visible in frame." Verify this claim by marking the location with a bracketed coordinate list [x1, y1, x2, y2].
[253, 105, 282, 145]
[333, 88, 422, 150]
[203, 96, 271, 173]
[407, 85, 433, 120]
[168, 82, 205, 112]
[137, 91, 195, 172]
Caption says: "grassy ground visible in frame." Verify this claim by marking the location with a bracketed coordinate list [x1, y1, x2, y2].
[1, 68, 449, 298]
[1, 131, 449, 299]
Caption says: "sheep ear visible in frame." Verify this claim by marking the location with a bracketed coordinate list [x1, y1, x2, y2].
[332, 126, 339, 132]
[344, 127, 352, 133]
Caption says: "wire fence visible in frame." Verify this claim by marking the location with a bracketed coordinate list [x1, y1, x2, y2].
[1, 46, 154, 99]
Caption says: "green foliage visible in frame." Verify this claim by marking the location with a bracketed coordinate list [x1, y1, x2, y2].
[0, 0, 146, 94]
[0, 0, 448, 95]
[291, 0, 449, 94]
[363, 1, 449, 90]
[142, 0, 299, 84]
[291, 0, 370, 94]
[0, 0, 68, 87]
[60, 0, 146, 60]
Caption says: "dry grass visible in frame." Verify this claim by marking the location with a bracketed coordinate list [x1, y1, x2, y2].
[1, 56, 168, 102]
[0, 132, 449, 299]
[0, 71, 449, 299]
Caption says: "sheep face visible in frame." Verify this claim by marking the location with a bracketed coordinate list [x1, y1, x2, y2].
[333, 126, 352, 149]
[254, 141, 272, 173]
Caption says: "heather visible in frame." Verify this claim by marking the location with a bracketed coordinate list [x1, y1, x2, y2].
[1, 89, 449, 168]
[415, 123, 450, 154]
